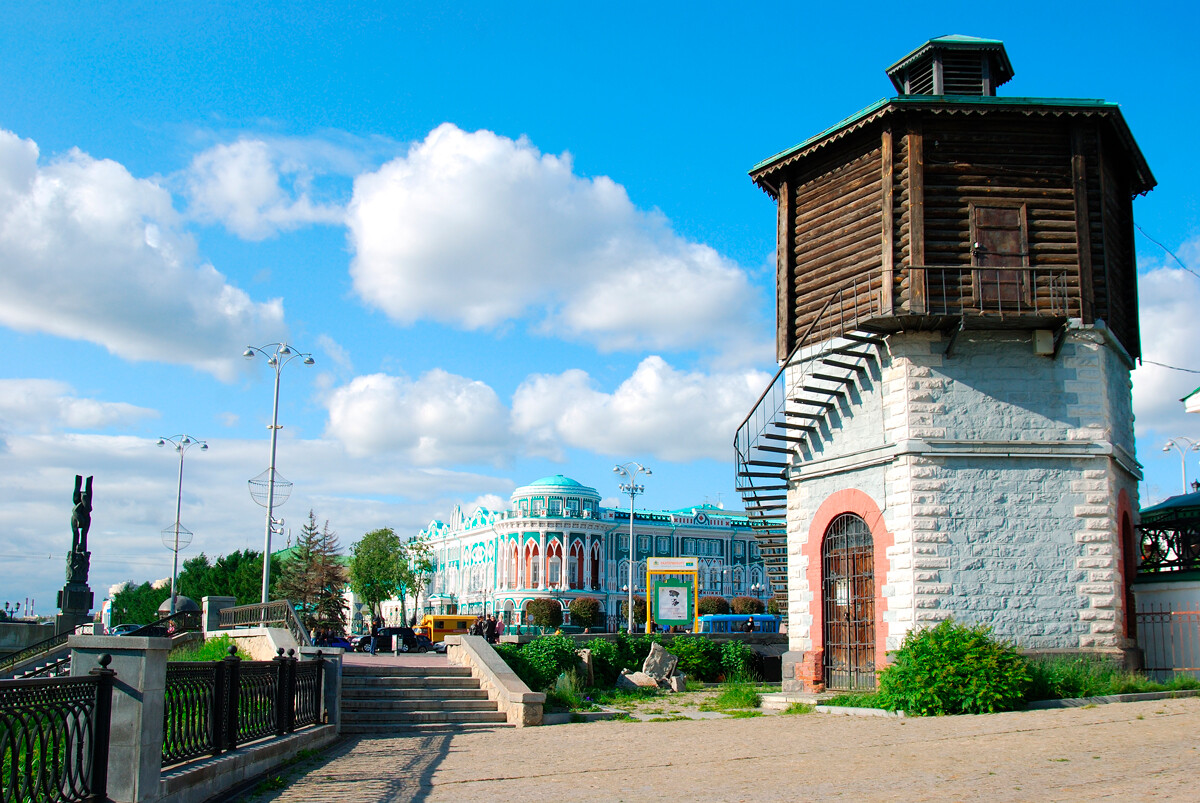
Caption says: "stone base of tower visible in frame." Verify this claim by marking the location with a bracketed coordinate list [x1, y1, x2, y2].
[780, 324, 1141, 690]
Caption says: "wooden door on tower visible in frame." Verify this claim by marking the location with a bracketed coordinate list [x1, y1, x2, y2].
[971, 204, 1029, 311]
[822, 513, 876, 690]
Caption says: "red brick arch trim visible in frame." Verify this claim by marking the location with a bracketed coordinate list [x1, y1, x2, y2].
[1116, 488, 1135, 639]
[805, 489, 895, 680]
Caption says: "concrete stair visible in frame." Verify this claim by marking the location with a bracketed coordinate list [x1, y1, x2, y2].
[340, 664, 509, 733]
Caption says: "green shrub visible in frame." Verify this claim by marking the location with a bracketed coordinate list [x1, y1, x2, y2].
[730, 596, 765, 615]
[568, 597, 603, 629]
[525, 598, 564, 628]
[169, 635, 251, 662]
[698, 596, 730, 616]
[519, 635, 579, 690]
[584, 638, 622, 687]
[494, 643, 536, 688]
[766, 595, 782, 616]
[544, 670, 587, 711]
[877, 619, 1029, 715]
[719, 640, 756, 680]
[700, 679, 761, 710]
[822, 692, 887, 708]
[666, 636, 721, 681]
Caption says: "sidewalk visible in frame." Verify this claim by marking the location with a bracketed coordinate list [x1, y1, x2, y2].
[241, 696, 1200, 802]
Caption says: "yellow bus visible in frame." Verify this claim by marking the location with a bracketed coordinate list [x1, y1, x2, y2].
[418, 614, 473, 643]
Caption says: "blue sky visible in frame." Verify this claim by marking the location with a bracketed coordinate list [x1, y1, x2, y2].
[1, 2, 1198, 614]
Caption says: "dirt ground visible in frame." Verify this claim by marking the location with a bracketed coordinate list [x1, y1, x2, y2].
[243, 695, 1200, 802]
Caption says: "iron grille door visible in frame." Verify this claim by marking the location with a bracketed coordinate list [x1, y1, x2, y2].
[822, 513, 876, 690]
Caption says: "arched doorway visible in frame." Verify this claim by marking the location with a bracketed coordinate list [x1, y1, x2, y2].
[822, 512, 875, 690]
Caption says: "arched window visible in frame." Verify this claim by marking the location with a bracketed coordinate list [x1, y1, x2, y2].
[525, 542, 540, 588]
[590, 542, 602, 590]
[734, 567, 744, 593]
[569, 542, 584, 589]
[508, 544, 518, 589]
[547, 540, 563, 587]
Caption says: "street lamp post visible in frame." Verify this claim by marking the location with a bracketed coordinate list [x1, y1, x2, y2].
[157, 435, 207, 616]
[1162, 437, 1200, 495]
[244, 343, 315, 605]
[613, 462, 651, 634]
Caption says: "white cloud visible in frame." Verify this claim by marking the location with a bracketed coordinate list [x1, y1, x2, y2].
[0, 379, 158, 435]
[0, 129, 286, 379]
[1133, 256, 1200, 441]
[185, 139, 344, 240]
[324, 370, 512, 463]
[317, 334, 353, 372]
[511, 356, 772, 462]
[346, 124, 766, 358]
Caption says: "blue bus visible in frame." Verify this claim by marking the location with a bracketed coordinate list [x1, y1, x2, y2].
[697, 614, 780, 634]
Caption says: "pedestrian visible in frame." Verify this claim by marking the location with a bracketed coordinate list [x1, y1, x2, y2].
[495, 618, 505, 640]
[369, 617, 380, 655]
[744, 617, 754, 633]
[484, 614, 497, 644]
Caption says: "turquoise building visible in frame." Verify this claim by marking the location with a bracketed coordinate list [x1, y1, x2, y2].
[418, 474, 772, 627]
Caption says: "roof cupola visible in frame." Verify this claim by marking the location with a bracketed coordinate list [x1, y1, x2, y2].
[886, 35, 1014, 97]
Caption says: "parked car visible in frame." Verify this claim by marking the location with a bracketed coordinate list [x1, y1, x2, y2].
[111, 623, 144, 635]
[355, 626, 435, 653]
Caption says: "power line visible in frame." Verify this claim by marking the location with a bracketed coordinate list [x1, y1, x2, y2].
[1136, 224, 1200, 281]
[1141, 360, 1200, 375]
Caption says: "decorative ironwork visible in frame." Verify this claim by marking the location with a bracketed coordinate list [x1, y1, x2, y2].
[125, 609, 203, 639]
[218, 600, 313, 647]
[292, 658, 321, 729]
[822, 513, 876, 691]
[1135, 604, 1200, 681]
[1137, 523, 1200, 574]
[161, 649, 323, 768]
[0, 655, 112, 803]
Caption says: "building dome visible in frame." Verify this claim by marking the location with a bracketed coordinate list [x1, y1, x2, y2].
[512, 474, 600, 501]
[157, 595, 200, 615]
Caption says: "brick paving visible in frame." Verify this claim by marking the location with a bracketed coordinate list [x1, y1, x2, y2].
[240, 696, 1200, 802]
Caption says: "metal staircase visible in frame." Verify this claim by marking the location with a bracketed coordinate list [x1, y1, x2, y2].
[734, 279, 885, 613]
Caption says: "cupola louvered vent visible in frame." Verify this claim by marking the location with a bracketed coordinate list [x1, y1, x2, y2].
[886, 35, 1014, 97]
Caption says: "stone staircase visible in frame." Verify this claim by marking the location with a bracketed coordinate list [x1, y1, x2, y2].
[340, 663, 509, 733]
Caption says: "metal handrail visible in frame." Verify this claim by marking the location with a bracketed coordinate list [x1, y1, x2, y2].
[0, 623, 90, 676]
[125, 609, 203, 638]
[217, 600, 313, 647]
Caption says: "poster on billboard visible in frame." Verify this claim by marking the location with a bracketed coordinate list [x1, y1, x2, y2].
[653, 579, 693, 627]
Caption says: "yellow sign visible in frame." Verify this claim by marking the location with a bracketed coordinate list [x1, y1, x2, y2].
[647, 557, 699, 572]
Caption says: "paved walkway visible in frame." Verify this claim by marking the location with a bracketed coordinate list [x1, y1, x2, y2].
[241, 696, 1200, 802]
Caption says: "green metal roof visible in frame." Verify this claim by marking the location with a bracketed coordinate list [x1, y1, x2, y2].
[885, 35, 1013, 89]
[528, 474, 585, 488]
[749, 95, 1154, 196]
[1140, 490, 1200, 524]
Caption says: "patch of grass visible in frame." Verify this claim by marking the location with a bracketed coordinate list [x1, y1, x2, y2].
[780, 702, 815, 715]
[725, 710, 763, 718]
[822, 692, 887, 709]
[649, 715, 690, 722]
[254, 776, 287, 793]
[590, 686, 662, 708]
[1026, 655, 1200, 701]
[699, 680, 761, 711]
[608, 712, 637, 722]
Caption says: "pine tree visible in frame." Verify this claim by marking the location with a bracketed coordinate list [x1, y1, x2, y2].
[276, 511, 323, 628]
[314, 520, 348, 631]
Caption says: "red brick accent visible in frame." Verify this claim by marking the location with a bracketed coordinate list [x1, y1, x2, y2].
[1116, 488, 1136, 639]
[802, 489, 894, 691]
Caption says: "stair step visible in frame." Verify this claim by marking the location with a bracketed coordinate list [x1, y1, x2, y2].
[762, 432, 807, 444]
[746, 459, 788, 468]
[344, 687, 490, 700]
[843, 332, 885, 345]
[784, 411, 825, 421]
[811, 372, 857, 384]
[830, 344, 875, 358]
[343, 677, 482, 689]
[738, 471, 785, 479]
[346, 710, 509, 725]
[790, 398, 835, 409]
[340, 721, 512, 734]
[756, 445, 795, 455]
[344, 699, 500, 713]
[821, 358, 867, 372]
[342, 666, 471, 677]
[736, 484, 787, 492]
[801, 385, 846, 396]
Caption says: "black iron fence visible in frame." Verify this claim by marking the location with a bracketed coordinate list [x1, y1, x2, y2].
[1136, 604, 1200, 681]
[125, 609, 203, 639]
[0, 655, 113, 803]
[162, 648, 324, 767]
[0, 624, 90, 679]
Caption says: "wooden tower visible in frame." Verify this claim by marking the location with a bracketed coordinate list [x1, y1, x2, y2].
[736, 36, 1154, 692]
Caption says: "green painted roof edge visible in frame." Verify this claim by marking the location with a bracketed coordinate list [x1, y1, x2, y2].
[884, 35, 1013, 85]
[750, 95, 1122, 176]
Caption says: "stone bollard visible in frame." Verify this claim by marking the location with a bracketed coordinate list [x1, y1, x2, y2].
[70, 634, 171, 803]
[201, 596, 236, 638]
